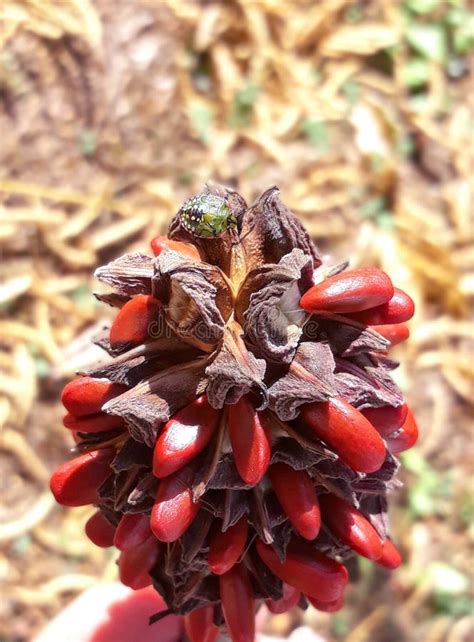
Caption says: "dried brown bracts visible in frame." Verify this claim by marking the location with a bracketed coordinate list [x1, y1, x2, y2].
[50, 185, 417, 642]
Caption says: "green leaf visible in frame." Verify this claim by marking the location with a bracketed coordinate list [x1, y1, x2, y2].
[452, 16, 474, 54]
[460, 491, 474, 527]
[70, 285, 91, 305]
[229, 82, 259, 128]
[434, 592, 474, 617]
[35, 356, 50, 379]
[11, 534, 32, 556]
[408, 92, 431, 113]
[244, 162, 259, 178]
[377, 211, 395, 230]
[331, 613, 349, 637]
[360, 196, 387, 219]
[189, 106, 213, 144]
[344, 4, 364, 22]
[178, 172, 193, 187]
[403, 449, 453, 517]
[236, 82, 259, 108]
[79, 129, 96, 157]
[402, 57, 431, 88]
[428, 563, 469, 595]
[397, 133, 415, 158]
[405, 0, 440, 14]
[302, 119, 329, 150]
[406, 24, 448, 63]
[341, 80, 360, 105]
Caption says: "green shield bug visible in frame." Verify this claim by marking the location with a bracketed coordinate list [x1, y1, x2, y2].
[179, 193, 238, 238]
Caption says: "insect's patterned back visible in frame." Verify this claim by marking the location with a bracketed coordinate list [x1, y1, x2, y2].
[179, 193, 237, 238]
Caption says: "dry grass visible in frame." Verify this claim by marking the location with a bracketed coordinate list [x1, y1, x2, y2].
[0, 1, 472, 640]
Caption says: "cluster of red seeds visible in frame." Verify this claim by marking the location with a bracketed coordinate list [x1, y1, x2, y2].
[50, 233, 418, 642]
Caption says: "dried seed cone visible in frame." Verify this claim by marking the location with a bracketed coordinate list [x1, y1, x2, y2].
[50, 185, 417, 642]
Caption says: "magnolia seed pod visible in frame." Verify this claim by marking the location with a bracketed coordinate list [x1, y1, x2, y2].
[319, 494, 383, 561]
[349, 288, 415, 325]
[85, 511, 116, 548]
[268, 463, 321, 540]
[228, 397, 271, 486]
[109, 294, 161, 348]
[300, 268, 394, 314]
[208, 517, 249, 576]
[300, 397, 386, 473]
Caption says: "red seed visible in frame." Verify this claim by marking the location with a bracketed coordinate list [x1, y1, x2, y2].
[151, 235, 201, 261]
[109, 294, 161, 348]
[268, 463, 321, 540]
[362, 404, 408, 438]
[319, 494, 383, 561]
[114, 513, 152, 551]
[219, 564, 255, 642]
[228, 398, 271, 485]
[184, 606, 219, 642]
[349, 288, 415, 325]
[256, 539, 348, 603]
[63, 412, 124, 433]
[50, 449, 115, 507]
[118, 535, 160, 590]
[266, 583, 301, 614]
[376, 539, 402, 569]
[61, 377, 128, 417]
[299, 397, 386, 473]
[386, 408, 419, 454]
[306, 594, 345, 612]
[371, 324, 410, 347]
[84, 511, 116, 547]
[150, 466, 200, 542]
[300, 268, 394, 314]
[208, 517, 249, 576]
[153, 395, 220, 479]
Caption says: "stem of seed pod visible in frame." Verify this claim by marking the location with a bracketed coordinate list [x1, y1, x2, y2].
[229, 232, 248, 291]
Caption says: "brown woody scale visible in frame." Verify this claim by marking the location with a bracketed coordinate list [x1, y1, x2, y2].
[50, 185, 417, 641]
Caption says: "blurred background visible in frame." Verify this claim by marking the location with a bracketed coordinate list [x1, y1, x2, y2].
[0, 1, 472, 641]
